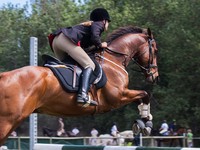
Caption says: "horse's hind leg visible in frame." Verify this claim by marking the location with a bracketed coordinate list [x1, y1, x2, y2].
[0, 119, 15, 146]
[0, 114, 29, 146]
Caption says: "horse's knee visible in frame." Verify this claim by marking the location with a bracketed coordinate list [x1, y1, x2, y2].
[141, 91, 150, 104]
[138, 91, 148, 99]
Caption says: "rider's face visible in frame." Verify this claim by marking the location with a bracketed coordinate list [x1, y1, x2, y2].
[103, 20, 109, 31]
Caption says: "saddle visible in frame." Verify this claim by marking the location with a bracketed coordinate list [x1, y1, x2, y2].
[42, 54, 107, 93]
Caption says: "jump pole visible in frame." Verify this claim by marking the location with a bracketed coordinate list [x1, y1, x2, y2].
[29, 37, 38, 150]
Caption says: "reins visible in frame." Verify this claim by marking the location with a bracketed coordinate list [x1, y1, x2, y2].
[95, 52, 128, 75]
[105, 47, 128, 56]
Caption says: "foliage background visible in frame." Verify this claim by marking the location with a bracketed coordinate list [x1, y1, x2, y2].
[0, 0, 199, 142]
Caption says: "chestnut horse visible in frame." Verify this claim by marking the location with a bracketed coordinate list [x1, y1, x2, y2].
[0, 26, 159, 145]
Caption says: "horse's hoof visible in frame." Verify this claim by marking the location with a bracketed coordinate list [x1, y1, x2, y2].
[145, 120, 153, 128]
[141, 121, 153, 136]
[135, 119, 145, 129]
[142, 127, 151, 136]
[132, 123, 140, 135]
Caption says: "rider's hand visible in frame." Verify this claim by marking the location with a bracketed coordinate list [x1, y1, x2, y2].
[101, 42, 108, 48]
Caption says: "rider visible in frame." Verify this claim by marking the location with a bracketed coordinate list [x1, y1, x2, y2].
[111, 122, 119, 137]
[168, 119, 177, 135]
[159, 119, 169, 136]
[48, 8, 111, 106]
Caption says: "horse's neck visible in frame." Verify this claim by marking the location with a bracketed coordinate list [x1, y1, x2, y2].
[93, 51, 130, 111]
[105, 36, 140, 67]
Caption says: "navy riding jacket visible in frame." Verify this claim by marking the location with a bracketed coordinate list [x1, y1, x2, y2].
[53, 21, 105, 49]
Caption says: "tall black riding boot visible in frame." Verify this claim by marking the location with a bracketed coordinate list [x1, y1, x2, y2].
[77, 67, 98, 106]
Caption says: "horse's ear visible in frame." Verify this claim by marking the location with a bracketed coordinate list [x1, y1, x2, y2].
[147, 28, 152, 38]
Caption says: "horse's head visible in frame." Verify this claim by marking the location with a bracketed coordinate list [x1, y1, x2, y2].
[133, 28, 159, 83]
[105, 26, 159, 83]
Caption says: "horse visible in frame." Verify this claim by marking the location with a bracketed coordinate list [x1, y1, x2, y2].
[42, 126, 61, 137]
[119, 130, 134, 146]
[94, 130, 133, 146]
[0, 26, 159, 145]
[94, 134, 114, 146]
[156, 127, 187, 147]
[42, 126, 76, 137]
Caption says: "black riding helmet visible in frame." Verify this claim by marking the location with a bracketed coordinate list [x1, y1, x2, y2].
[90, 8, 111, 22]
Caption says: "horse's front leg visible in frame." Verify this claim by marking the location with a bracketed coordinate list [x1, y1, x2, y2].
[122, 89, 152, 120]
[122, 89, 153, 136]
[121, 88, 149, 103]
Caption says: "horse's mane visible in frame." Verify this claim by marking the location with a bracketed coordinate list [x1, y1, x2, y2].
[106, 26, 146, 44]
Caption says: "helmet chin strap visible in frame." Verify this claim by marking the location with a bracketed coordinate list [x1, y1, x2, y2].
[102, 20, 106, 28]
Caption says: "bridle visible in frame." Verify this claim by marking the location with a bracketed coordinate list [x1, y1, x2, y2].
[132, 37, 158, 77]
[95, 35, 158, 79]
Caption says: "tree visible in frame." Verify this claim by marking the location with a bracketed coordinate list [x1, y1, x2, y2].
[0, 0, 200, 140]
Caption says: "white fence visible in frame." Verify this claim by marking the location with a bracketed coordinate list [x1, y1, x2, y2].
[3, 135, 200, 150]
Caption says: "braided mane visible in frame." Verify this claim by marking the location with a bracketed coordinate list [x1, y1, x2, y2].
[106, 26, 146, 44]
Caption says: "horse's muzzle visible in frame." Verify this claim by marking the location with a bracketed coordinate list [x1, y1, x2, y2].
[146, 75, 160, 84]
[155, 76, 160, 83]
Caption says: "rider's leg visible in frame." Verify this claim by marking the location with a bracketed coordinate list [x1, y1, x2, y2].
[52, 33, 95, 70]
[76, 67, 98, 105]
[52, 33, 97, 106]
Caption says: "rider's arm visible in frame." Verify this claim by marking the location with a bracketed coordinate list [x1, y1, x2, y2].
[90, 21, 105, 48]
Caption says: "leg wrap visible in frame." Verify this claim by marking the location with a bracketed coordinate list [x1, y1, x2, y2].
[138, 103, 150, 118]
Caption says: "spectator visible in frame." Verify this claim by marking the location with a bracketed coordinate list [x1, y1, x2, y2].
[186, 129, 193, 147]
[72, 127, 80, 136]
[91, 127, 99, 137]
[90, 127, 99, 145]
[57, 118, 65, 136]
[111, 122, 119, 137]
[169, 119, 177, 135]
[10, 131, 17, 137]
[159, 120, 169, 136]
[133, 134, 140, 146]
